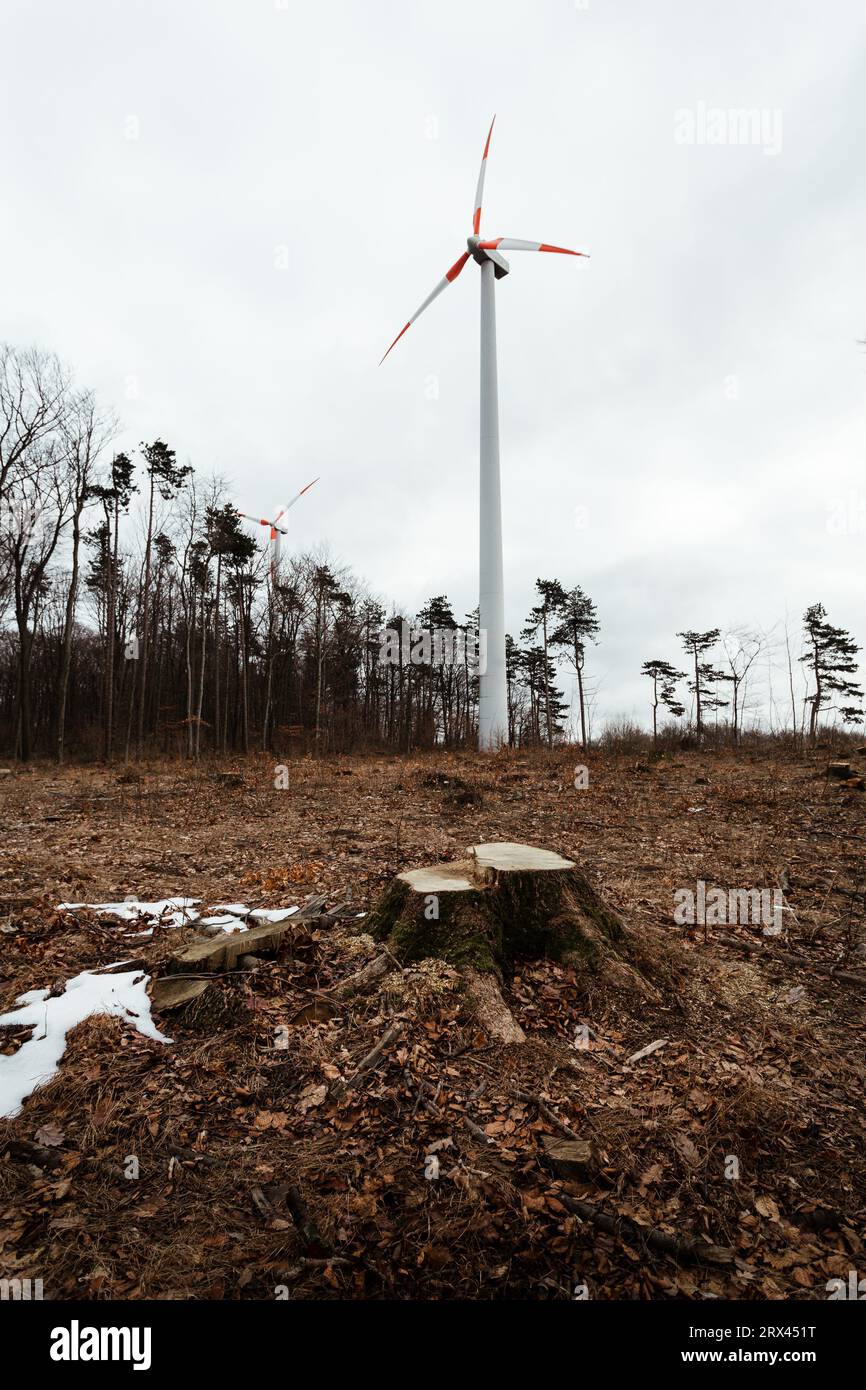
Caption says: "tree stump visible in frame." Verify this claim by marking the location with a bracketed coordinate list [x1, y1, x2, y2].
[367, 842, 650, 1043]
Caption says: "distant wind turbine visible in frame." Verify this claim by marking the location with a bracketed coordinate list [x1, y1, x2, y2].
[236, 477, 319, 578]
[380, 116, 588, 750]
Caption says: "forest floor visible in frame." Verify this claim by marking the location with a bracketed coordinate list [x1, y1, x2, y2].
[0, 744, 864, 1301]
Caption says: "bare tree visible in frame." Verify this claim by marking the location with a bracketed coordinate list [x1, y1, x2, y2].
[721, 627, 766, 746]
[0, 346, 70, 613]
[4, 444, 70, 759]
[55, 392, 116, 762]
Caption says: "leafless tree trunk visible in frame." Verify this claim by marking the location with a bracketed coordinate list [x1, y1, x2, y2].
[56, 393, 115, 762]
[136, 465, 156, 757]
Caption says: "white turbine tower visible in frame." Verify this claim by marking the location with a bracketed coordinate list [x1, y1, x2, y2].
[237, 477, 319, 578]
[381, 117, 587, 750]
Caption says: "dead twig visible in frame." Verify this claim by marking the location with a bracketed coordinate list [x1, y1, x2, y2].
[515, 1089, 581, 1142]
[330, 1021, 403, 1101]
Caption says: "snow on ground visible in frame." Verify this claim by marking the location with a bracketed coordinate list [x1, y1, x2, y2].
[56, 899, 301, 934]
[57, 897, 201, 929]
[55, 895, 303, 939]
[0, 968, 171, 1118]
[198, 905, 301, 934]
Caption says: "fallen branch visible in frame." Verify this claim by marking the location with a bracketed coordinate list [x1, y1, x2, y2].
[714, 932, 866, 986]
[286, 1183, 332, 1257]
[559, 1193, 738, 1269]
[330, 1021, 403, 1101]
[327, 952, 394, 1000]
[166, 895, 327, 976]
[463, 1115, 493, 1145]
[514, 1089, 581, 1142]
[625, 1038, 669, 1066]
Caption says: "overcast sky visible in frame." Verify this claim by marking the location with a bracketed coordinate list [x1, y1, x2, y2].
[3, 0, 865, 730]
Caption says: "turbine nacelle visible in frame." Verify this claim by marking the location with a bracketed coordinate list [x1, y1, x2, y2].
[467, 235, 510, 276]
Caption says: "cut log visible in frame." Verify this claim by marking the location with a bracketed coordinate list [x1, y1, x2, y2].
[168, 919, 296, 974]
[827, 761, 855, 780]
[540, 1133, 596, 1179]
[166, 895, 326, 976]
[150, 976, 210, 1010]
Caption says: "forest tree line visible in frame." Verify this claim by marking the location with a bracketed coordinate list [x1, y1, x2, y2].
[0, 344, 862, 761]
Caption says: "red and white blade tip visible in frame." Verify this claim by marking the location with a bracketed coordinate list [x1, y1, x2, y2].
[477, 237, 589, 257]
[472, 115, 496, 236]
[281, 476, 320, 515]
[379, 252, 470, 364]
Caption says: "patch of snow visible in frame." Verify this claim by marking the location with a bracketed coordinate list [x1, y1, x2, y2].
[199, 913, 249, 935]
[57, 898, 201, 929]
[0, 969, 171, 1118]
[57, 897, 302, 937]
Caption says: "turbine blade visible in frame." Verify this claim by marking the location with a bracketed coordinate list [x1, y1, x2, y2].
[472, 115, 496, 236]
[477, 237, 589, 257]
[379, 252, 471, 364]
[237, 512, 272, 528]
[282, 476, 320, 514]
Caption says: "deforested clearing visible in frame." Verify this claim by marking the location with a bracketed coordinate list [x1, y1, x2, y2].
[0, 744, 863, 1301]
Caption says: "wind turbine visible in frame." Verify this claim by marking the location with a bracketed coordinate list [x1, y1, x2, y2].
[380, 117, 587, 750]
[236, 477, 319, 579]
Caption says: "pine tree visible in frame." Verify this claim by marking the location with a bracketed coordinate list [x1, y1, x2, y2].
[136, 439, 191, 756]
[522, 579, 567, 747]
[800, 603, 863, 741]
[551, 586, 599, 750]
[91, 452, 136, 758]
[677, 628, 728, 736]
[641, 659, 686, 745]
